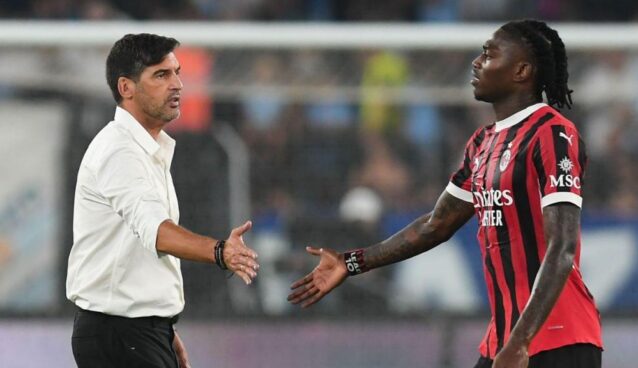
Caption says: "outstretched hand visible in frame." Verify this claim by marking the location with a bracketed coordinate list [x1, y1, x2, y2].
[288, 246, 348, 308]
[223, 220, 259, 285]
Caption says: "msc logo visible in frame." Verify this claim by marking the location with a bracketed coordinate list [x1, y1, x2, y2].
[549, 174, 581, 189]
[558, 157, 574, 174]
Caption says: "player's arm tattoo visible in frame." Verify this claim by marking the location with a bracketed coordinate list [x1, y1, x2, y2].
[507, 203, 579, 347]
[363, 191, 475, 270]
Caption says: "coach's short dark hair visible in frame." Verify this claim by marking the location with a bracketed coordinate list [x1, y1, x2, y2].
[106, 33, 180, 103]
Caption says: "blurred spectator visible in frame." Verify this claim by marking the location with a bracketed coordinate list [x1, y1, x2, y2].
[417, 0, 459, 22]
[305, 77, 355, 130]
[241, 54, 285, 132]
[253, 0, 305, 20]
[3, 0, 638, 21]
[403, 103, 442, 151]
[360, 51, 409, 136]
[608, 156, 638, 216]
[458, 0, 506, 20]
[534, 0, 575, 20]
[0, 238, 11, 266]
[166, 47, 214, 133]
[30, 0, 77, 19]
[584, 102, 632, 159]
[290, 50, 325, 85]
[578, 0, 638, 21]
[335, 0, 416, 21]
[350, 132, 413, 210]
[80, 0, 126, 19]
[579, 52, 637, 106]
[339, 186, 384, 225]
[191, 0, 263, 20]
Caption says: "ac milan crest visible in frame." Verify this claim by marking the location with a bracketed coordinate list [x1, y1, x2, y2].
[499, 149, 511, 172]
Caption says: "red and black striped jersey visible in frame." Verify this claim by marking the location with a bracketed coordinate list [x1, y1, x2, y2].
[446, 103, 603, 358]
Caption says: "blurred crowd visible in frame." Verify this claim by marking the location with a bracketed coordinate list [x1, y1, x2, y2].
[2, 0, 638, 22]
[1, 3, 638, 316]
[207, 48, 638, 223]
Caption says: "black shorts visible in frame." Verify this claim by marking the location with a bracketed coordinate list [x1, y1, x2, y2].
[474, 343, 602, 368]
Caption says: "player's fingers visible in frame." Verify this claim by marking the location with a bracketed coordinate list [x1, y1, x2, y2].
[287, 285, 310, 301]
[306, 246, 323, 256]
[287, 291, 299, 303]
[290, 273, 313, 289]
[287, 281, 316, 301]
[287, 292, 303, 304]
[295, 286, 320, 303]
[288, 286, 318, 305]
[301, 292, 325, 308]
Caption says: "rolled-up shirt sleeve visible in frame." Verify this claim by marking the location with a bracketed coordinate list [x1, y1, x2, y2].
[96, 147, 170, 253]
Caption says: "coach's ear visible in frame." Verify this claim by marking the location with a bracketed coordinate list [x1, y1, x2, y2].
[117, 76, 136, 101]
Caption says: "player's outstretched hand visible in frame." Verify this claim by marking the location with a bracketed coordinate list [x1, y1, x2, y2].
[288, 246, 348, 308]
[223, 220, 259, 285]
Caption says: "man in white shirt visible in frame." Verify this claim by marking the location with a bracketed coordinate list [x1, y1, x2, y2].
[67, 33, 259, 368]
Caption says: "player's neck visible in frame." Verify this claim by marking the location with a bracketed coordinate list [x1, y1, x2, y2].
[491, 94, 541, 121]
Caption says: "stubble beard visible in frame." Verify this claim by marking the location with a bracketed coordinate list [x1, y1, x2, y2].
[141, 97, 179, 123]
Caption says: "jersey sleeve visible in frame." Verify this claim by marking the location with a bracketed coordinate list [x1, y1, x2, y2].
[446, 128, 484, 203]
[531, 124, 587, 208]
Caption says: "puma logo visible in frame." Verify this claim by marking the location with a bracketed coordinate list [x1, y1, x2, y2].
[559, 132, 573, 146]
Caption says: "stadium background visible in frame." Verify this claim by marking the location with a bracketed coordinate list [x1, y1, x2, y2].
[1, 1, 637, 367]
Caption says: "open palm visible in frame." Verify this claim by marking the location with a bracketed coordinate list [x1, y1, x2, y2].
[288, 246, 348, 308]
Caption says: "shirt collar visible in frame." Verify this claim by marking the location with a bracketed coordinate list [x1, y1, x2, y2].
[114, 106, 176, 166]
[494, 103, 548, 132]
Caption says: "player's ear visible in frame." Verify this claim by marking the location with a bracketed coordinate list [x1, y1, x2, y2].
[513, 61, 534, 83]
[118, 77, 136, 100]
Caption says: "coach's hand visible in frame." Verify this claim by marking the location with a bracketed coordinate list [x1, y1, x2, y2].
[173, 331, 191, 368]
[288, 246, 348, 308]
[492, 340, 528, 368]
[223, 220, 259, 285]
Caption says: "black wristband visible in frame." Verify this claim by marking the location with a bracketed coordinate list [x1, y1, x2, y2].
[344, 249, 368, 276]
[215, 240, 227, 270]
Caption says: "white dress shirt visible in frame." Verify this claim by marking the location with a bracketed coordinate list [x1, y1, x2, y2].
[66, 106, 184, 318]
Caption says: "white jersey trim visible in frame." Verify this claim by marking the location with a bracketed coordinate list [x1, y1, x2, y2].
[446, 182, 473, 203]
[541, 192, 582, 208]
[495, 103, 548, 132]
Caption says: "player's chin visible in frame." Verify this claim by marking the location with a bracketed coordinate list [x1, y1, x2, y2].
[472, 88, 490, 103]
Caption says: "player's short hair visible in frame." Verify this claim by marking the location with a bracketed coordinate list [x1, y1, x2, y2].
[106, 33, 180, 103]
[500, 20, 573, 109]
